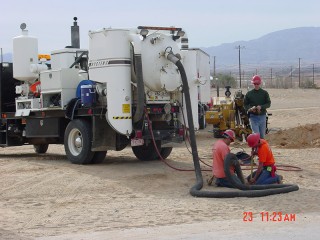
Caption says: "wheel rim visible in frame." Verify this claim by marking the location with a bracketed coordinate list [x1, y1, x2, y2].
[68, 128, 83, 156]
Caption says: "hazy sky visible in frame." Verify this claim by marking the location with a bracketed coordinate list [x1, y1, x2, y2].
[0, 0, 319, 54]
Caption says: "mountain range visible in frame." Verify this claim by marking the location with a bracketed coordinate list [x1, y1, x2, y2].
[1, 53, 12, 62]
[2, 27, 320, 68]
[202, 27, 320, 69]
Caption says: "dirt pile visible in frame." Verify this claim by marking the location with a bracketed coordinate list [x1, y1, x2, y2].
[266, 123, 320, 148]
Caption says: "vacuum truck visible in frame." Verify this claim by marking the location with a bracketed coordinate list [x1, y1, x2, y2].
[0, 18, 210, 164]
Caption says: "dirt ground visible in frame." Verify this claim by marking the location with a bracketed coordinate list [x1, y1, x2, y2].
[0, 88, 320, 239]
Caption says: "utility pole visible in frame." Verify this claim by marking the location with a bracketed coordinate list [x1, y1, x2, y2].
[213, 56, 217, 92]
[236, 45, 244, 88]
[0, 48, 3, 63]
[213, 56, 216, 77]
[290, 66, 293, 88]
[270, 68, 273, 88]
[298, 58, 301, 88]
[313, 64, 315, 86]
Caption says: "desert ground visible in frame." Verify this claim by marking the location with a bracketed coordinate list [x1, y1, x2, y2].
[0, 88, 320, 239]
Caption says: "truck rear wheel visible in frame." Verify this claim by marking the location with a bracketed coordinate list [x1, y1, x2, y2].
[64, 119, 94, 164]
[157, 147, 173, 160]
[199, 115, 206, 129]
[91, 151, 107, 164]
[33, 144, 49, 154]
[132, 140, 160, 161]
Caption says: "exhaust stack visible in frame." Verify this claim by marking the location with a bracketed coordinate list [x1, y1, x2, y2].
[71, 17, 80, 48]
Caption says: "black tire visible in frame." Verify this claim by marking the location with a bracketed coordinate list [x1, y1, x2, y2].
[91, 151, 107, 164]
[213, 129, 223, 138]
[33, 144, 49, 154]
[266, 113, 269, 135]
[199, 115, 206, 129]
[64, 119, 94, 164]
[198, 103, 206, 130]
[132, 140, 160, 161]
[158, 147, 173, 160]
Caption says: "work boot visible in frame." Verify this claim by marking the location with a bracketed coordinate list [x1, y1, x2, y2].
[207, 176, 215, 186]
[277, 175, 283, 184]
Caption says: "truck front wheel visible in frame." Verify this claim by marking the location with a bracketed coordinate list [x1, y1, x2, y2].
[64, 119, 94, 164]
[33, 144, 49, 154]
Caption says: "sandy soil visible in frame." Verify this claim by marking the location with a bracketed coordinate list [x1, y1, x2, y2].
[0, 88, 320, 239]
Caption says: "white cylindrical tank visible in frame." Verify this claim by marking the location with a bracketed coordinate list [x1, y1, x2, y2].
[180, 50, 199, 130]
[88, 28, 132, 135]
[140, 32, 181, 92]
[30, 63, 48, 74]
[51, 48, 88, 70]
[13, 25, 38, 82]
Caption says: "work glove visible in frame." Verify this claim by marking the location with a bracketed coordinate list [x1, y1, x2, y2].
[249, 106, 257, 113]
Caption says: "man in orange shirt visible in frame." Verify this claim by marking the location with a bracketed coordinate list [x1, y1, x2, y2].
[212, 130, 242, 188]
[246, 133, 282, 184]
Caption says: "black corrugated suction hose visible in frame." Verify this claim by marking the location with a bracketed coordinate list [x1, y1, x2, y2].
[223, 153, 299, 197]
[168, 54, 299, 198]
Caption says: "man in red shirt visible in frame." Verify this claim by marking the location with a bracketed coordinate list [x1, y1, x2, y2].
[247, 133, 282, 184]
[212, 130, 242, 188]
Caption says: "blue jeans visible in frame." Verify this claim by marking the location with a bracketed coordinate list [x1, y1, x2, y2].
[248, 170, 280, 185]
[216, 175, 242, 188]
[249, 114, 266, 139]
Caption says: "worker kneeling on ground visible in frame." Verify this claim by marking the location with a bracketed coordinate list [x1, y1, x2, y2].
[212, 130, 242, 188]
[247, 133, 283, 185]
